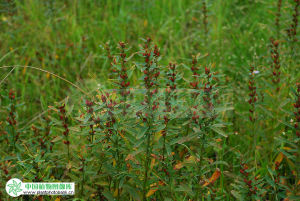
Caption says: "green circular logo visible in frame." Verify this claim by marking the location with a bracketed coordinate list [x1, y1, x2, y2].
[6, 178, 23, 197]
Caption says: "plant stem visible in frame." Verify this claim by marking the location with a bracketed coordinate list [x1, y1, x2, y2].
[81, 160, 85, 197]
[195, 127, 206, 201]
[142, 128, 152, 201]
[11, 125, 16, 151]
[252, 119, 257, 170]
[116, 131, 120, 200]
[142, 93, 153, 200]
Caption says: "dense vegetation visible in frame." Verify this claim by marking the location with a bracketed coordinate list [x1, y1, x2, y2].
[0, 0, 299, 200]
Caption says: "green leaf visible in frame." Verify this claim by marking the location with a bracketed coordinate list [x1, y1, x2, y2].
[123, 184, 141, 201]
[170, 134, 197, 145]
[231, 190, 242, 200]
[175, 184, 194, 197]
[215, 106, 234, 113]
[136, 126, 148, 139]
[51, 136, 63, 143]
[102, 190, 115, 201]
[211, 126, 228, 137]
[258, 105, 273, 118]
[211, 161, 229, 167]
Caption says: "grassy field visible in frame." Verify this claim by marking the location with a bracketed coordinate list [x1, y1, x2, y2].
[0, 0, 299, 200]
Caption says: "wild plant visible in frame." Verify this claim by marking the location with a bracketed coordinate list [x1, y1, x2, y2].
[231, 160, 265, 200]
[247, 65, 259, 164]
[59, 104, 71, 163]
[286, 0, 299, 44]
[5, 89, 19, 151]
[202, 0, 208, 45]
[275, 0, 283, 39]
[137, 38, 161, 200]
[157, 62, 180, 197]
[270, 38, 281, 93]
[195, 64, 220, 200]
[85, 99, 95, 143]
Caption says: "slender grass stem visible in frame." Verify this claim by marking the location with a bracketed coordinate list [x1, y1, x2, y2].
[142, 90, 153, 200]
